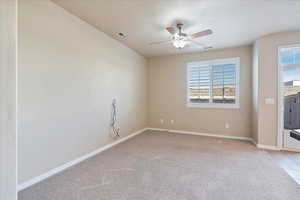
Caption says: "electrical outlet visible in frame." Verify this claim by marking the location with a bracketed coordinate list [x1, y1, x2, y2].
[170, 120, 174, 124]
[160, 119, 164, 124]
[225, 123, 230, 129]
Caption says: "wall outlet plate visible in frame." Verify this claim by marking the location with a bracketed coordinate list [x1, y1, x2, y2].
[265, 98, 275, 105]
[225, 123, 230, 129]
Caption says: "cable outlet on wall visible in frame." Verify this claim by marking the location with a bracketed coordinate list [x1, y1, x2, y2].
[225, 123, 230, 129]
[160, 119, 164, 124]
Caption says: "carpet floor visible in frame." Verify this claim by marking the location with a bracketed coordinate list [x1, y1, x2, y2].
[19, 130, 300, 200]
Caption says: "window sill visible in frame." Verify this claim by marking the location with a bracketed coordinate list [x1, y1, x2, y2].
[186, 103, 240, 109]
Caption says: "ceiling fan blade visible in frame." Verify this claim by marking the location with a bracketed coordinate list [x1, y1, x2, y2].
[166, 27, 176, 35]
[190, 40, 213, 50]
[190, 40, 205, 47]
[190, 29, 213, 39]
[148, 39, 172, 45]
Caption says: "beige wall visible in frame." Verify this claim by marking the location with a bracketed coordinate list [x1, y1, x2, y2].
[255, 30, 300, 146]
[148, 46, 252, 138]
[0, 0, 17, 199]
[18, 0, 147, 184]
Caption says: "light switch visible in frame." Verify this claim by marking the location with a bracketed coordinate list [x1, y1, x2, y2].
[265, 98, 275, 105]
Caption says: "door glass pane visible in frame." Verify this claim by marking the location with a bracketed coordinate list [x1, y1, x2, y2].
[282, 46, 300, 130]
[281, 48, 294, 65]
[295, 47, 300, 64]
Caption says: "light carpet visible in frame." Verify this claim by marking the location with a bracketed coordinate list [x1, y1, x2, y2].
[19, 130, 300, 200]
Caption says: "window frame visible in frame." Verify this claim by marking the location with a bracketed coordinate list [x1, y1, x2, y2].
[186, 57, 240, 109]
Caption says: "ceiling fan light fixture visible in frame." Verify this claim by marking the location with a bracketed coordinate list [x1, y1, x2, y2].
[172, 34, 188, 49]
[173, 39, 186, 48]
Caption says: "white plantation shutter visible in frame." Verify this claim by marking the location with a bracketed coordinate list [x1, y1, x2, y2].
[212, 64, 236, 104]
[187, 58, 239, 108]
[188, 64, 210, 103]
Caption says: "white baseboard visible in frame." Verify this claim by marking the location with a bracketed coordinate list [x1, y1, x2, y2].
[148, 128, 253, 142]
[148, 128, 168, 132]
[282, 147, 300, 153]
[148, 128, 286, 152]
[18, 128, 147, 192]
[256, 144, 280, 151]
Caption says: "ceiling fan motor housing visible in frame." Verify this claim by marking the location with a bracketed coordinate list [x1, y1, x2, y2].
[176, 23, 183, 29]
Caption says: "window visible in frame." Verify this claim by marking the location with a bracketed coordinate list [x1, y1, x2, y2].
[187, 57, 240, 108]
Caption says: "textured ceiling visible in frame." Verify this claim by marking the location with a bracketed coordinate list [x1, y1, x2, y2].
[52, 0, 300, 57]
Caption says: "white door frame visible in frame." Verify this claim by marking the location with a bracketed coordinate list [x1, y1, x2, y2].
[277, 44, 300, 151]
[277, 45, 283, 150]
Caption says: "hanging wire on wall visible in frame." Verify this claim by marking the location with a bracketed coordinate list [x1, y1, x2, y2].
[110, 99, 120, 137]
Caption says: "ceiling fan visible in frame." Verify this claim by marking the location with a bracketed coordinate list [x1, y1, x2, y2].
[149, 23, 213, 49]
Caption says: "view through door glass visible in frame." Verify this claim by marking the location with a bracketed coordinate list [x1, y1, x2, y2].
[281, 45, 300, 150]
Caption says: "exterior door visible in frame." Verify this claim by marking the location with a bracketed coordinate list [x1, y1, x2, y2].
[280, 45, 300, 152]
